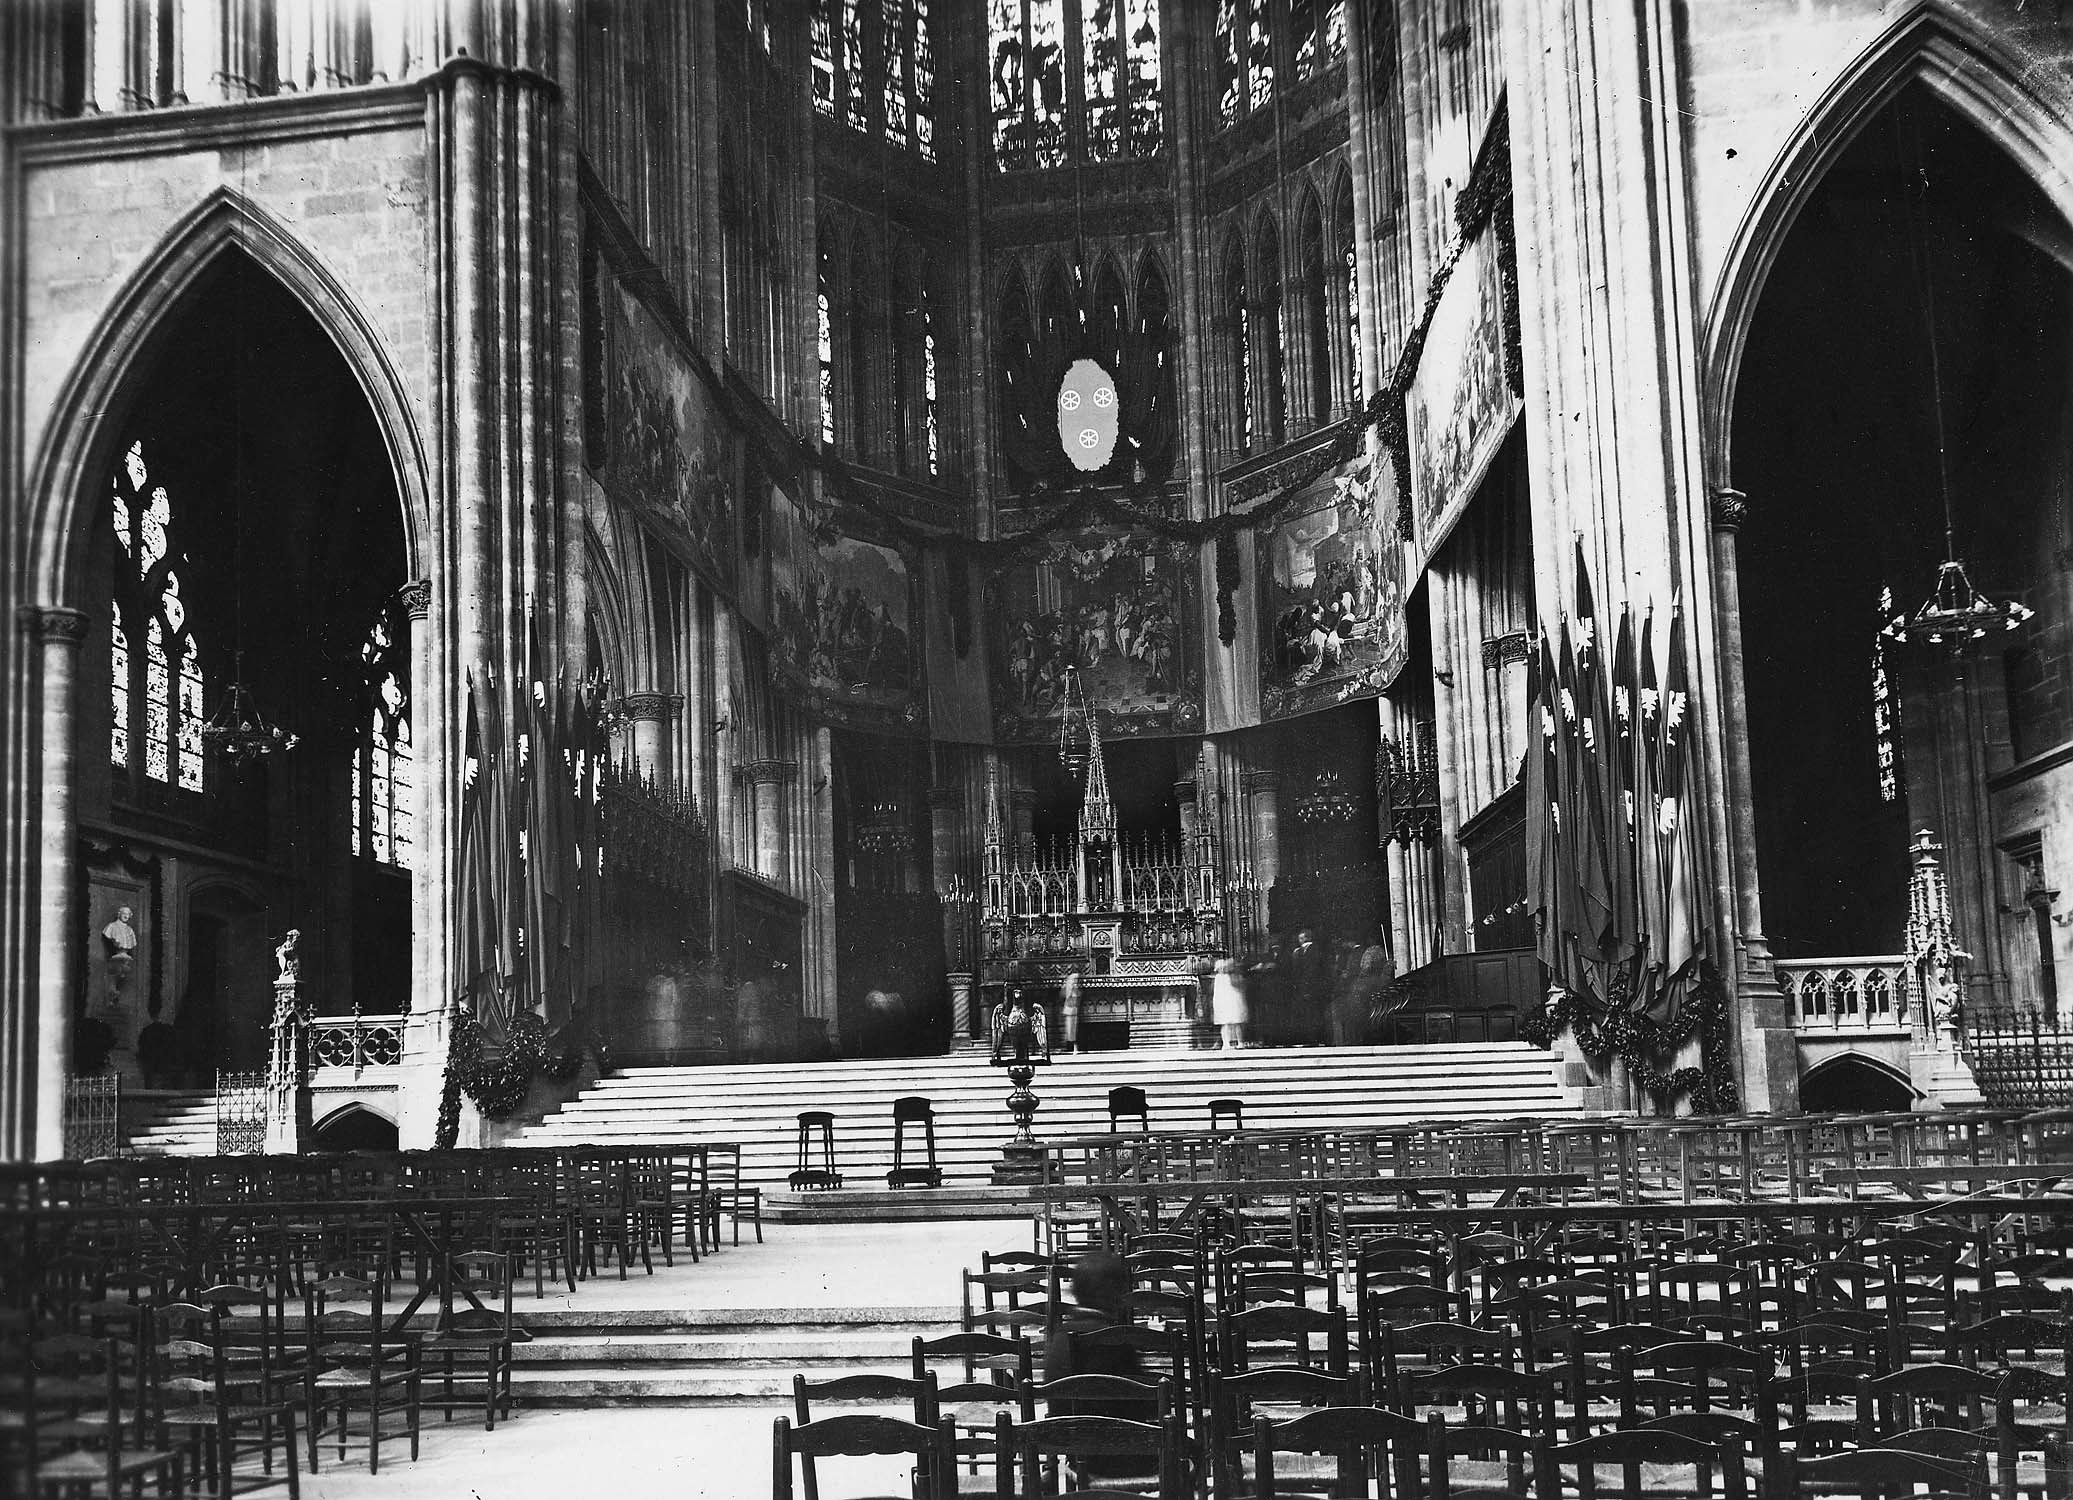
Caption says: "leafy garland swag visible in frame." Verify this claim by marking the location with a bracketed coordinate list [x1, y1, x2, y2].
[435, 1008, 609, 1143]
[759, 109, 1520, 631]
[1518, 962, 1741, 1114]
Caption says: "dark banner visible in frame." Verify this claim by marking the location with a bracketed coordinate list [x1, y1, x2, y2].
[768, 483, 925, 733]
[1256, 438, 1409, 721]
[599, 280, 736, 586]
[988, 526, 1202, 741]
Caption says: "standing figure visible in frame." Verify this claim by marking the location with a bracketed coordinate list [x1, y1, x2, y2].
[1211, 956, 1249, 1050]
[1291, 928, 1329, 1046]
[1058, 971, 1083, 1053]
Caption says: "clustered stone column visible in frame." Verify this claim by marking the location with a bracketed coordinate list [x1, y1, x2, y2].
[1708, 488, 1798, 1112]
[618, 692, 682, 778]
[743, 759, 799, 883]
[21, 607, 88, 1160]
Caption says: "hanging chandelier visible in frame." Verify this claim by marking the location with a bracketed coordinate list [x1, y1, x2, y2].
[1057, 663, 1092, 779]
[201, 652, 298, 765]
[1882, 558, 2032, 648]
[852, 798, 912, 857]
[1293, 768, 1360, 826]
[1882, 121, 2033, 654]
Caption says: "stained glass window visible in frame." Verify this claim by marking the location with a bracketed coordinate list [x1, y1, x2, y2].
[811, 0, 836, 115]
[990, 0, 1027, 167]
[1293, 0, 1317, 73]
[1246, 0, 1275, 110]
[1257, 220, 1286, 448]
[1215, 0, 1242, 124]
[841, 0, 868, 131]
[1123, 0, 1161, 156]
[352, 607, 413, 869]
[111, 607, 129, 769]
[922, 279, 941, 477]
[882, 0, 909, 145]
[1323, 1, 1346, 64]
[109, 440, 205, 794]
[1085, 0, 1121, 161]
[818, 232, 837, 447]
[912, 0, 936, 161]
[1338, 186, 1362, 398]
[1028, 0, 1067, 168]
[1227, 244, 1252, 453]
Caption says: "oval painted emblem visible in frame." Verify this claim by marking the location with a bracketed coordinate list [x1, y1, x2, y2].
[1056, 358, 1119, 472]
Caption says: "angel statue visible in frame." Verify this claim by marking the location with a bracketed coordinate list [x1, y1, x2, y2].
[274, 929, 301, 985]
[990, 985, 1051, 1066]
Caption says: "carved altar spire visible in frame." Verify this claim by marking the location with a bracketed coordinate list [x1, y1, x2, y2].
[1079, 719, 1117, 847]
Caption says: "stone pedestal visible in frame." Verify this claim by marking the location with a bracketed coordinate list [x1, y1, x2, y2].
[948, 972, 975, 1042]
[264, 976, 310, 1155]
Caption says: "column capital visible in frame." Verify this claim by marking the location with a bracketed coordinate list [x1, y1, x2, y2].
[618, 692, 682, 723]
[1174, 778, 1199, 805]
[1242, 770, 1282, 795]
[1010, 788, 1038, 812]
[395, 580, 431, 619]
[1710, 487, 1749, 533]
[742, 758, 798, 787]
[925, 785, 963, 813]
[16, 606, 89, 645]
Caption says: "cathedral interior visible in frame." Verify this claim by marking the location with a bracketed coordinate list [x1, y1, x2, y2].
[4, 0, 2073, 1158]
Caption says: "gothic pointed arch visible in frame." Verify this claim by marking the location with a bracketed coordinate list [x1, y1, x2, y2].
[1700, 5, 2073, 486]
[1132, 250, 1178, 480]
[996, 267, 1046, 485]
[1295, 184, 1330, 429]
[26, 188, 430, 609]
[1253, 210, 1286, 449]
[849, 226, 884, 463]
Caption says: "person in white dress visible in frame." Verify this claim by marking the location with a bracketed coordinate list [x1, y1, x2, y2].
[1211, 956, 1249, 1050]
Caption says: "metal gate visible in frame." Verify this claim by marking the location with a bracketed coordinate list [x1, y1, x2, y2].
[214, 1070, 266, 1155]
[62, 1075, 121, 1159]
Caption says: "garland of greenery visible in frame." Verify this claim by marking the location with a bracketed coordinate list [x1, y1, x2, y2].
[1215, 531, 1242, 645]
[434, 1006, 606, 1128]
[1518, 961, 1741, 1114]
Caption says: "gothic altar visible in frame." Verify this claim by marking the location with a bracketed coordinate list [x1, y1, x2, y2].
[977, 733, 1226, 1050]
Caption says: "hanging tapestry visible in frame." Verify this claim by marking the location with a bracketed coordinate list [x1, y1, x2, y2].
[1256, 433, 1410, 721]
[1404, 223, 1520, 563]
[769, 485, 924, 733]
[988, 526, 1202, 741]
[599, 281, 736, 586]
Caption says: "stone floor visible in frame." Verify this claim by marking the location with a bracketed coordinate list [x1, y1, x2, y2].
[300, 1215, 1036, 1499]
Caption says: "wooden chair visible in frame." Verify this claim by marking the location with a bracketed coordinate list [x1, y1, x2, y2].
[418, 1251, 525, 1431]
[1108, 1088, 1151, 1134]
[1541, 1426, 1748, 1500]
[301, 1273, 421, 1475]
[1774, 1446, 1981, 1500]
[151, 1301, 301, 1499]
[791, 1374, 940, 1500]
[1425, 1408, 1544, 1500]
[25, 1331, 187, 1499]
[1249, 1404, 1427, 1499]
[772, 1413, 954, 1500]
[992, 1408, 1189, 1499]
[707, 1143, 763, 1246]
[1205, 1365, 1359, 1500]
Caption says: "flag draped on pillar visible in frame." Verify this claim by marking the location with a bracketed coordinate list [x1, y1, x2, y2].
[1524, 551, 1736, 1111]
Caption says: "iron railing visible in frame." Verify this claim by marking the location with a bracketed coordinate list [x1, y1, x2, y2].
[62, 1075, 121, 1160]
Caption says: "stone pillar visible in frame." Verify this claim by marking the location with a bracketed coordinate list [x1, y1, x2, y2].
[20, 610, 86, 1159]
[619, 692, 679, 782]
[744, 759, 798, 882]
[1709, 490, 1798, 1112]
[948, 971, 976, 1044]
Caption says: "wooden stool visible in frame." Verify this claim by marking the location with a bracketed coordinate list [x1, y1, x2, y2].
[790, 1111, 843, 1191]
[1209, 1097, 1245, 1132]
[888, 1096, 942, 1189]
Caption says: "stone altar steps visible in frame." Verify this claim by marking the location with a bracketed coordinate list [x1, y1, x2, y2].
[125, 1092, 218, 1156]
[518, 1042, 1583, 1189]
[505, 1305, 962, 1405]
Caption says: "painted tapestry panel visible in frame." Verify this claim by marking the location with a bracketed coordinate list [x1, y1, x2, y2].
[601, 282, 735, 583]
[989, 528, 1202, 740]
[1404, 226, 1519, 560]
[1257, 439, 1409, 720]
[769, 485, 924, 732]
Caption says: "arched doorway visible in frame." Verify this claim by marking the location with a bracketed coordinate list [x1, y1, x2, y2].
[70, 251, 414, 1087]
[1733, 82, 2073, 1018]
[1799, 1054, 1918, 1114]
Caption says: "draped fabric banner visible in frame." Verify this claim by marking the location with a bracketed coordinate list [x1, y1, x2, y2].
[600, 281, 737, 588]
[1255, 432, 1411, 722]
[988, 526, 1202, 742]
[768, 483, 925, 733]
[1405, 224, 1521, 565]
